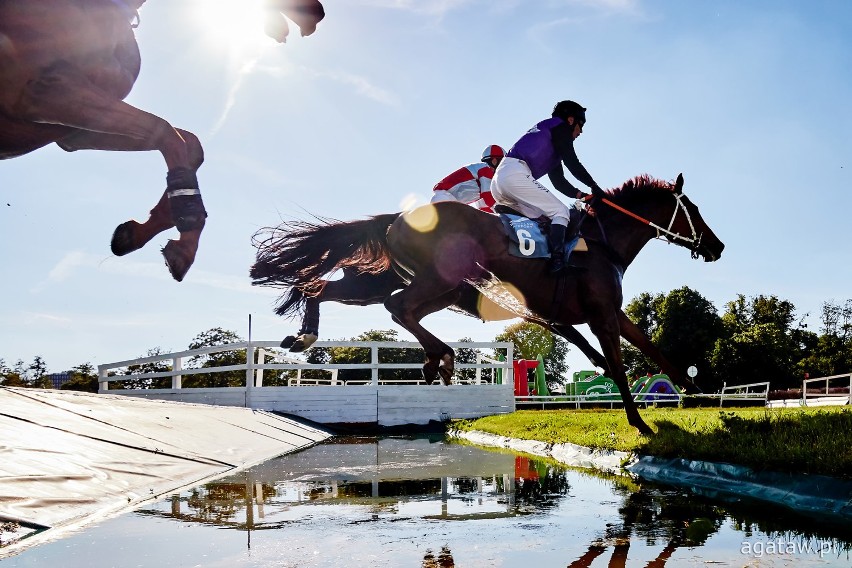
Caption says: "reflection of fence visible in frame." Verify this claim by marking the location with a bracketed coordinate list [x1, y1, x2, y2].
[719, 381, 770, 407]
[97, 341, 515, 426]
[803, 373, 852, 407]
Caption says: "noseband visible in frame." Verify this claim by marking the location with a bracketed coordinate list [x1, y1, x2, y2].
[597, 192, 705, 259]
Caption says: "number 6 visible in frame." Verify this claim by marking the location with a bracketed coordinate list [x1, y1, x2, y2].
[516, 229, 535, 256]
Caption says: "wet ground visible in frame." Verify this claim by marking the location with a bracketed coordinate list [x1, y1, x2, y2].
[3, 435, 851, 567]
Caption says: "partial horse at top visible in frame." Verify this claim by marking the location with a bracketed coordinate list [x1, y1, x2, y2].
[0, 0, 325, 282]
[265, 0, 326, 42]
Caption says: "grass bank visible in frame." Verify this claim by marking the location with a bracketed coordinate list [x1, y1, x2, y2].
[452, 406, 852, 478]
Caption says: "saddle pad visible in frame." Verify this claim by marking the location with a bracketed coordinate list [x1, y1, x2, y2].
[499, 214, 550, 258]
[499, 214, 588, 259]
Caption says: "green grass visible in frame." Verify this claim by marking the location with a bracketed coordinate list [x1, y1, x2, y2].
[452, 406, 852, 478]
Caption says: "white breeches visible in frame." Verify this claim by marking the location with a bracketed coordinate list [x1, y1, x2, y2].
[491, 157, 570, 226]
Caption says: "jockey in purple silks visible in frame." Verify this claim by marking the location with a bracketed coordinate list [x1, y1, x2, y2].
[491, 100, 606, 274]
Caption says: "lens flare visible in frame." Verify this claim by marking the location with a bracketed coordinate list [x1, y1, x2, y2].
[403, 204, 439, 233]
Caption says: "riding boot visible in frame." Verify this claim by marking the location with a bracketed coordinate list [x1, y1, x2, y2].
[547, 223, 568, 274]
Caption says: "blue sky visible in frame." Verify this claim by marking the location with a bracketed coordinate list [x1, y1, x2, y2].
[2, 0, 851, 375]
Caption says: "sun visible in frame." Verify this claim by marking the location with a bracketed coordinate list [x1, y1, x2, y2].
[192, 0, 271, 53]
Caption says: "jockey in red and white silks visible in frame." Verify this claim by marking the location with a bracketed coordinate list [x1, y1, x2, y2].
[431, 145, 505, 213]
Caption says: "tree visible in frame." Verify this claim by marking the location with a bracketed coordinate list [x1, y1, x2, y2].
[117, 348, 174, 390]
[455, 336, 485, 383]
[185, 328, 246, 388]
[322, 329, 422, 383]
[622, 287, 723, 391]
[0, 358, 26, 387]
[61, 362, 99, 393]
[495, 322, 569, 390]
[795, 299, 852, 379]
[622, 292, 664, 376]
[27, 356, 50, 388]
[0, 357, 50, 388]
[711, 294, 806, 390]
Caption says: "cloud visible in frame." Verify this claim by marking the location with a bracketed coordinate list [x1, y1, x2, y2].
[35, 251, 270, 296]
[253, 62, 400, 106]
[211, 58, 263, 136]
[357, 0, 477, 18]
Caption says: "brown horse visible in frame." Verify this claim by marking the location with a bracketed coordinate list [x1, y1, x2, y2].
[255, 268, 690, 391]
[0, 0, 324, 281]
[252, 174, 724, 434]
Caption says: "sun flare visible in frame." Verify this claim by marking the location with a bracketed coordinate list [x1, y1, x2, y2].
[193, 0, 271, 53]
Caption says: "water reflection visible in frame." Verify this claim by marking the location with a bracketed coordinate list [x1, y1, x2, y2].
[125, 435, 851, 567]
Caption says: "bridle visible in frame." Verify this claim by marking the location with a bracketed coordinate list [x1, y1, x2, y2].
[593, 192, 707, 260]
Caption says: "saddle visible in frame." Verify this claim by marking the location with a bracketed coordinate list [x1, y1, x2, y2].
[495, 205, 587, 260]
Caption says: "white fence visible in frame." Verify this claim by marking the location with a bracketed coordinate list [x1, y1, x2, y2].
[97, 340, 515, 426]
[765, 373, 852, 408]
[719, 381, 771, 407]
[803, 373, 852, 407]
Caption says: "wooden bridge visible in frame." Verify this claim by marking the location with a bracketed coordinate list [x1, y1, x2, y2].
[98, 340, 516, 427]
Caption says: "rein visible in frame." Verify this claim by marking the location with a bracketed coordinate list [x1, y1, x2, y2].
[595, 193, 704, 259]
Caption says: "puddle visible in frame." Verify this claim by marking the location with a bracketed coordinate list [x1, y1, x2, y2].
[4, 435, 851, 567]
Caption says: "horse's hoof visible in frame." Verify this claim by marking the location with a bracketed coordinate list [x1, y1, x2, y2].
[290, 333, 318, 353]
[438, 367, 452, 386]
[438, 353, 454, 386]
[422, 363, 439, 386]
[280, 336, 297, 349]
[162, 240, 195, 282]
[111, 221, 142, 256]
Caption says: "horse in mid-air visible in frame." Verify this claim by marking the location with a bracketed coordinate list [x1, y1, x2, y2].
[252, 174, 724, 435]
[0, 0, 325, 281]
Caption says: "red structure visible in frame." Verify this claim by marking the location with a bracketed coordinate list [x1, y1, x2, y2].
[513, 359, 539, 396]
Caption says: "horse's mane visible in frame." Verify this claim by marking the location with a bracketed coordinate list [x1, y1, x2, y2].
[606, 174, 675, 199]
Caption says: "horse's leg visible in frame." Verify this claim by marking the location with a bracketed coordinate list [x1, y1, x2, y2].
[550, 323, 611, 374]
[59, 127, 204, 258]
[587, 312, 653, 435]
[19, 65, 205, 281]
[384, 280, 461, 386]
[283, 270, 406, 352]
[617, 310, 699, 393]
[281, 292, 320, 351]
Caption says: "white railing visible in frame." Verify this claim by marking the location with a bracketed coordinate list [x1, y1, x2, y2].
[802, 373, 852, 406]
[97, 340, 514, 392]
[516, 380, 775, 408]
[719, 381, 771, 407]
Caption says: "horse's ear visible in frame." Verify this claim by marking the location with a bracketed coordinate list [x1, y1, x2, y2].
[675, 173, 684, 193]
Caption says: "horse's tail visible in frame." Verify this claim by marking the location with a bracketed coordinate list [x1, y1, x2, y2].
[250, 213, 400, 317]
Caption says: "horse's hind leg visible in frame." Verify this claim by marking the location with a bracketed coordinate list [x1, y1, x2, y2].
[384, 281, 461, 386]
[550, 323, 611, 375]
[23, 65, 205, 281]
[283, 270, 405, 352]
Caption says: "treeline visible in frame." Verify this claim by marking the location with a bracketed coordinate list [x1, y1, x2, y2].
[622, 287, 852, 393]
[2, 290, 850, 394]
